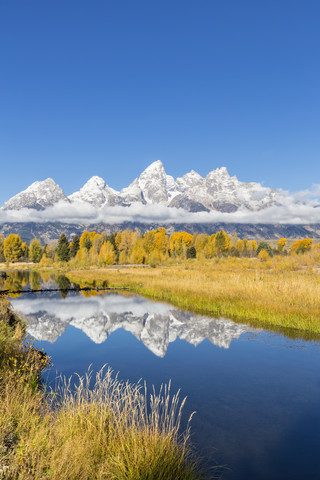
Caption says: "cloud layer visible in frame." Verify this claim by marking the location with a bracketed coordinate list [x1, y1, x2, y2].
[0, 187, 320, 225]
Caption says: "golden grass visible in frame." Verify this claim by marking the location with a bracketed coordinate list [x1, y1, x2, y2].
[0, 299, 206, 480]
[0, 370, 204, 480]
[66, 258, 320, 337]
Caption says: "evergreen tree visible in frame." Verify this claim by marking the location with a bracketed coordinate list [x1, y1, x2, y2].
[70, 234, 80, 257]
[108, 233, 119, 260]
[56, 233, 70, 262]
[256, 242, 273, 258]
[186, 246, 196, 258]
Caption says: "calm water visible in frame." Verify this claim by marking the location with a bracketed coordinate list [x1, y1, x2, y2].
[4, 271, 320, 479]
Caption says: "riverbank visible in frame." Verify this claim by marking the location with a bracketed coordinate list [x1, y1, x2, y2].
[66, 259, 320, 337]
[0, 298, 204, 480]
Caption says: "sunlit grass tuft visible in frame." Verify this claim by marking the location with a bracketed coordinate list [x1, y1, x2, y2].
[1, 367, 204, 480]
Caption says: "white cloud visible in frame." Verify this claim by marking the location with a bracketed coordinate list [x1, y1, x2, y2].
[0, 187, 319, 225]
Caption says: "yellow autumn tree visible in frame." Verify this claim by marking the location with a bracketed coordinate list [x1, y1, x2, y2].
[39, 254, 53, 267]
[129, 244, 146, 264]
[92, 233, 104, 254]
[118, 230, 136, 256]
[88, 246, 98, 266]
[193, 234, 209, 256]
[247, 240, 257, 251]
[119, 250, 128, 265]
[98, 241, 116, 265]
[169, 232, 193, 258]
[154, 228, 169, 254]
[277, 238, 287, 252]
[258, 249, 269, 262]
[4, 234, 23, 262]
[29, 238, 42, 263]
[238, 238, 248, 253]
[214, 230, 230, 255]
[290, 238, 313, 254]
[143, 230, 156, 254]
[75, 247, 90, 266]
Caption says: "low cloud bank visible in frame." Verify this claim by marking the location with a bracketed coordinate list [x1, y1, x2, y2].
[0, 187, 319, 225]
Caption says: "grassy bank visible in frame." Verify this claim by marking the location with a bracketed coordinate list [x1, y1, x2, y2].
[0, 298, 205, 479]
[66, 259, 320, 337]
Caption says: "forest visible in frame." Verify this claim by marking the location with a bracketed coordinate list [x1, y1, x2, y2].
[0, 228, 318, 267]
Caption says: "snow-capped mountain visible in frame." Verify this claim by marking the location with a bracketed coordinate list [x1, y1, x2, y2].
[11, 293, 255, 357]
[2, 178, 69, 211]
[68, 176, 120, 207]
[1, 160, 278, 213]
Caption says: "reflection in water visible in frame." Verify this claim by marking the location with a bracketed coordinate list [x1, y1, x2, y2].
[30, 271, 41, 291]
[11, 293, 255, 357]
[56, 275, 71, 298]
[0, 271, 74, 298]
[0, 270, 71, 298]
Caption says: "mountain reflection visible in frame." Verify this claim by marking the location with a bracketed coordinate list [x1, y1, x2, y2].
[11, 293, 255, 357]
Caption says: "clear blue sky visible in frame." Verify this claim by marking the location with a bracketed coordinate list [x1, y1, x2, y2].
[0, 0, 319, 204]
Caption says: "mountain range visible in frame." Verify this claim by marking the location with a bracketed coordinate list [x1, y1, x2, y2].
[2, 160, 278, 213]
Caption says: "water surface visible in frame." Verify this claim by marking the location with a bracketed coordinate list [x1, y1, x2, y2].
[5, 271, 320, 480]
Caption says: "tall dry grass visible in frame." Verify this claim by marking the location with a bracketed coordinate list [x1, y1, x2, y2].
[1, 366, 204, 480]
[67, 257, 320, 336]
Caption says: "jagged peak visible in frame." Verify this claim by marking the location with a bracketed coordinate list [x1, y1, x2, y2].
[140, 160, 165, 176]
[82, 176, 106, 188]
[182, 169, 202, 180]
[28, 177, 60, 188]
[206, 166, 231, 179]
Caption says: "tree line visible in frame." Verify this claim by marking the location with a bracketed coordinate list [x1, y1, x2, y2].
[0, 229, 318, 266]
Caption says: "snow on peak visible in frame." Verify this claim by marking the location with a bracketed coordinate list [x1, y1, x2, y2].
[2, 178, 68, 211]
[142, 159, 164, 172]
[69, 176, 119, 207]
[85, 176, 106, 188]
[206, 166, 230, 180]
[138, 160, 169, 204]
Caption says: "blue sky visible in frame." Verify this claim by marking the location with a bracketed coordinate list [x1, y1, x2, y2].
[0, 0, 319, 204]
